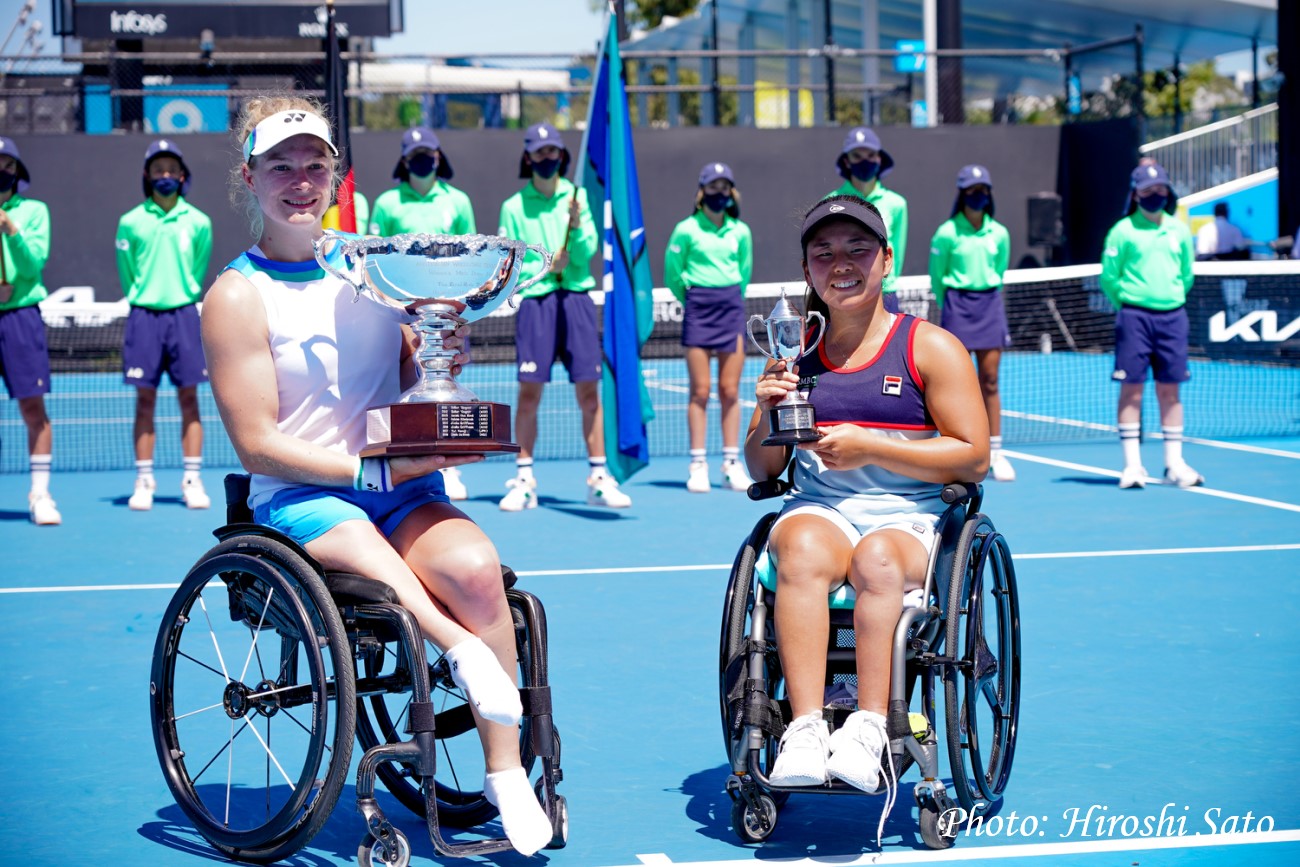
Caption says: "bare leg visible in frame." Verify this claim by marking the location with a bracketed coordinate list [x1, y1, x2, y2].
[716, 336, 746, 450]
[576, 379, 603, 459]
[177, 385, 203, 458]
[18, 395, 50, 456]
[974, 348, 1002, 439]
[133, 387, 157, 462]
[685, 346, 712, 451]
[514, 381, 543, 461]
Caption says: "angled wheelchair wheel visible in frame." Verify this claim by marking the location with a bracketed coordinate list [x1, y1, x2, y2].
[720, 515, 788, 806]
[353, 593, 538, 828]
[150, 536, 355, 863]
[943, 515, 1021, 812]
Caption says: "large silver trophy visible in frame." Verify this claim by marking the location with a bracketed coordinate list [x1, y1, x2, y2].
[748, 288, 827, 446]
[314, 231, 552, 457]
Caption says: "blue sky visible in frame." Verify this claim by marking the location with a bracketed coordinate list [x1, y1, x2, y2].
[0, 0, 608, 56]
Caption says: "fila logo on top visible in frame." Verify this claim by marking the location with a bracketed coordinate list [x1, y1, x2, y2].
[882, 375, 903, 396]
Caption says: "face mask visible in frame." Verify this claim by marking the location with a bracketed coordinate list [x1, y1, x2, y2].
[1138, 191, 1167, 213]
[701, 191, 731, 213]
[151, 177, 181, 197]
[406, 153, 437, 178]
[530, 157, 560, 179]
[964, 191, 990, 212]
[849, 159, 880, 183]
[0, 171, 16, 193]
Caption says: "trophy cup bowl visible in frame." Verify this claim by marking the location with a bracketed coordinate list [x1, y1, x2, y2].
[747, 288, 826, 446]
[314, 230, 553, 457]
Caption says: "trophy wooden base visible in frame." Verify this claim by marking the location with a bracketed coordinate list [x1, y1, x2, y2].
[761, 403, 823, 447]
[359, 401, 520, 458]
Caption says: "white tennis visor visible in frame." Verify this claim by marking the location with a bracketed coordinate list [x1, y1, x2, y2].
[243, 110, 339, 162]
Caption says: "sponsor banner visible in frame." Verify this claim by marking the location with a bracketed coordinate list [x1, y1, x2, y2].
[70, 3, 395, 39]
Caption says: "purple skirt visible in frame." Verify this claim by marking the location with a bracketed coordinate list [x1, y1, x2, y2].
[940, 288, 1010, 351]
[682, 285, 745, 351]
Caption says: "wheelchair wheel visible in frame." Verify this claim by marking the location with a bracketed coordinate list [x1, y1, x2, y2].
[731, 792, 778, 843]
[943, 514, 1021, 812]
[353, 594, 538, 828]
[150, 536, 355, 863]
[719, 515, 785, 788]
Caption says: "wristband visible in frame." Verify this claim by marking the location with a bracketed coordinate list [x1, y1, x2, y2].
[352, 456, 364, 491]
[357, 456, 394, 493]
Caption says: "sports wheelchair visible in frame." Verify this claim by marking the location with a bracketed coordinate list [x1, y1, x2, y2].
[720, 479, 1020, 850]
[149, 474, 567, 866]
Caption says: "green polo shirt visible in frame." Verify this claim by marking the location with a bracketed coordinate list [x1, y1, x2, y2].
[368, 181, 475, 237]
[115, 197, 213, 310]
[663, 210, 753, 303]
[0, 194, 50, 311]
[1100, 212, 1194, 311]
[927, 212, 1010, 308]
[497, 178, 598, 299]
[828, 179, 908, 291]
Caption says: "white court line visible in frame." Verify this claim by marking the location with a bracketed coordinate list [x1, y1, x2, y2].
[620, 828, 1300, 865]
[999, 412, 1300, 459]
[1001, 449, 1300, 514]
[5, 544, 1300, 594]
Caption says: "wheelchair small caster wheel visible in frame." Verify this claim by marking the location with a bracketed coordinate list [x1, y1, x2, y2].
[919, 802, 958, 850]
[731, 792, 778, 843]
[534, 777, 569, 849]
[357, 828, 410, 867]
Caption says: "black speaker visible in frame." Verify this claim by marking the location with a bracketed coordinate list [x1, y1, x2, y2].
[1027, 193, 1064, 247]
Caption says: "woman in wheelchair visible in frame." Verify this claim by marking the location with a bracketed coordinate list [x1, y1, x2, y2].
[198, 95, 553, 857]
[744, 196, 989, 794]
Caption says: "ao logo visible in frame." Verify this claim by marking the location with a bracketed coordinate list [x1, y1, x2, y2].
[519, 361, 538, 373]
[156, 100, 205, 133]
[126, 367, 146, 380]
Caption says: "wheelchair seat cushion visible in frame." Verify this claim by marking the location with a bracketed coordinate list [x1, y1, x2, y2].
[324, 572, 401, 606]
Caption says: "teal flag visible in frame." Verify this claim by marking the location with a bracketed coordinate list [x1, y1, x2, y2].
[579, 6, 655, 483]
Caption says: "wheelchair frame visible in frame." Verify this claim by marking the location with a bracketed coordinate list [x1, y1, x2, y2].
[719, 481, 1021, 850]
[149, 474, 567, 866]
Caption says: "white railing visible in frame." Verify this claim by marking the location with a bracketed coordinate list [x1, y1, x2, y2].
[1140, 103, 1278, 197]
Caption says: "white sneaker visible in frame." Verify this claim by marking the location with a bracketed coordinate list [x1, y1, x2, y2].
[182, 478, 211, 510]
[1118, 465, 1147, 490]
[768, 711, 830, 787]
[129, 477, 156, 511]
[29, 492, 62, 526]
[1164, 463, 1205, 488]
[686, 462, 710, 493]
[826, 709, 889, 792]
[989, 451, 1016, 482]
[499, 477, 537, 512]
[722, 460, 752, 492]
[587, 474, 631, 508]
[441, 467, 468, 500]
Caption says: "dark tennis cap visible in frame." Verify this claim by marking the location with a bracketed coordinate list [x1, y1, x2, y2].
[800, 197, 889, 249]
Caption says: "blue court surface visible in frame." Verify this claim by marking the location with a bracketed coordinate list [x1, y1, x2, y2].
[2, 434, 1300, 866]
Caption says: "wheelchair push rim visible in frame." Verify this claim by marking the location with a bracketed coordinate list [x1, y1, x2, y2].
[150, 538, 355, 862]
[943, 515, 1021, 812]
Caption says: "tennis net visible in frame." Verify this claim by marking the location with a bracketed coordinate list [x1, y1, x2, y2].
[3, 261, 1298, 473]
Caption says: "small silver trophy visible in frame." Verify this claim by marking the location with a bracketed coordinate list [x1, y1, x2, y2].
[314, 230, 552, 456]
[747, 288, 826, 446]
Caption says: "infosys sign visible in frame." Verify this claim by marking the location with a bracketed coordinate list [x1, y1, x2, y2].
[64, 3, 397, 39]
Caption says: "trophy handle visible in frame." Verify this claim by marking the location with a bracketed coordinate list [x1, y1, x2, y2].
[747, 313, 777, 360]
[514, 243, 556, 295]
[314, 230, 364, 298]
[804, 310, 827, 355]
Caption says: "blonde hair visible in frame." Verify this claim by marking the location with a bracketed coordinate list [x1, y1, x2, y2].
[229, 94, 340, 237]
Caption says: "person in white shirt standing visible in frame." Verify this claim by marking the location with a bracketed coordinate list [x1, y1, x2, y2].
[1195, 202, 1249, 261]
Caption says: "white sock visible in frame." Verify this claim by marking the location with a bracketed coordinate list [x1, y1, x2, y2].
[484, 768, 553, 856]
[689, 448, 707, 468]
[444, 637, 521, 727]
[30, 454, 51, 497]
[1119, 423, 1142, 468]
[722, 446, 740, 465]
[990, 435, 1003, 455]
[135, 459, 155, 484]
[183, 456, 202, 485]
[515, 459, 534, 483]
[588, 456, 608, 480]
[1162, 426, 1184, 469]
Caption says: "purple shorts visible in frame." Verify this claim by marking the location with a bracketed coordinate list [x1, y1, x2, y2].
[0, 304, 52, 400]
[515, 290, 602, 383]
[940, 288, 1011, 351]
[123, 304, 209, 389]
[882, 291, 901, 314]
[682, 285, 744, 351]
[1112, 305, 1190, 385]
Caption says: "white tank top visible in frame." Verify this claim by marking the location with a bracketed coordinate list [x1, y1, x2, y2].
[224, 245, 411, 508]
